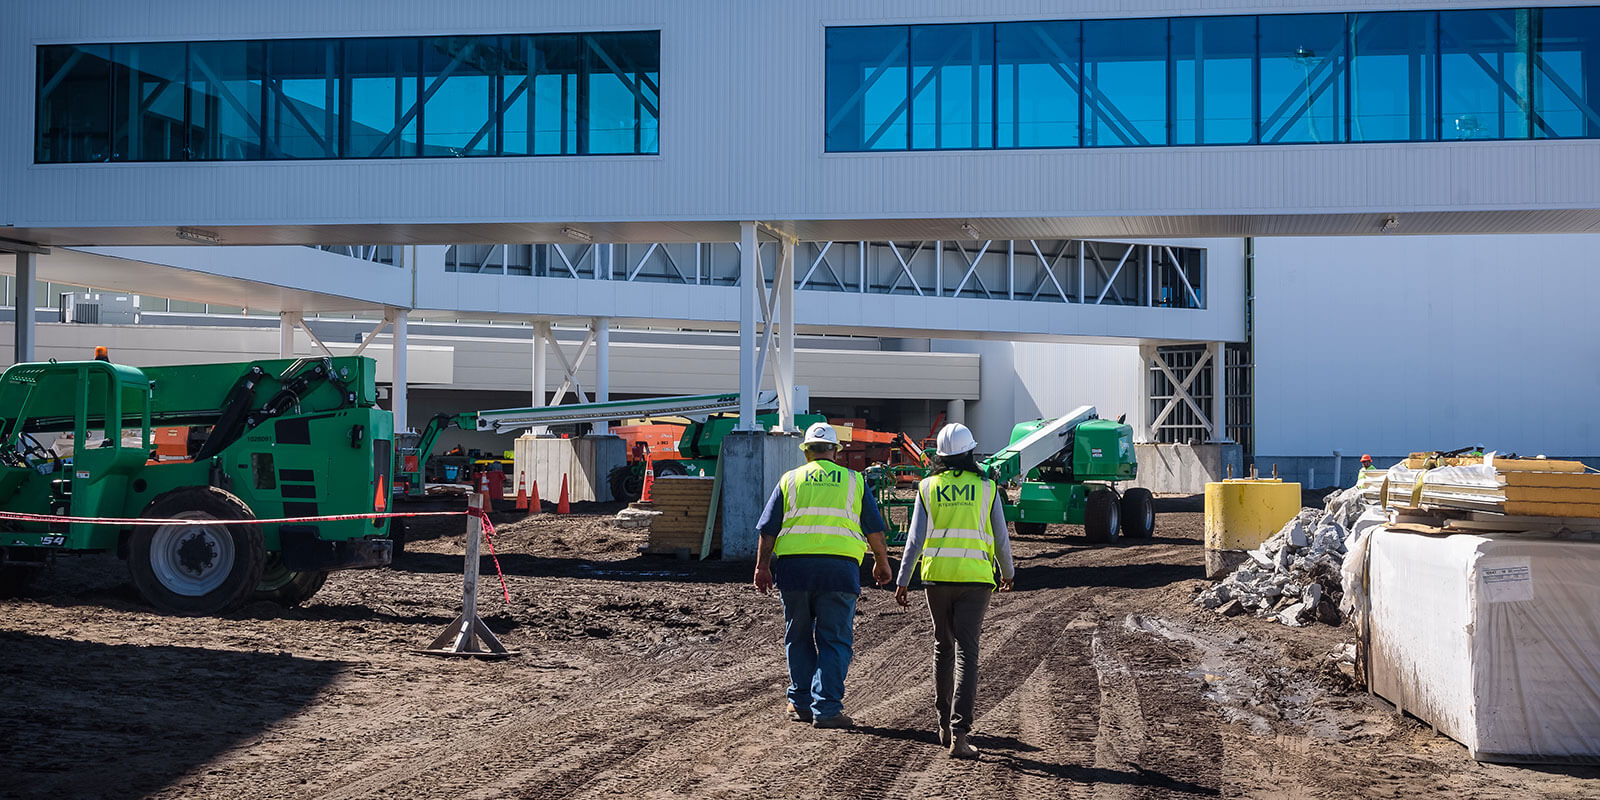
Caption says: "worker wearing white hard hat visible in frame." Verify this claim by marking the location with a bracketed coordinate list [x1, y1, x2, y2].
[895, 422, 1015, 759]
[754, 421, 892, 730]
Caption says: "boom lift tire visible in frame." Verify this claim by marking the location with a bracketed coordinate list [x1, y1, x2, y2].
[1013, 521, 1048, 536]
[130, 486, 265, 615]
[1084, 489, 1121, 544]
[1119, 488, 1156, 539]
[253, 556, 329, 607]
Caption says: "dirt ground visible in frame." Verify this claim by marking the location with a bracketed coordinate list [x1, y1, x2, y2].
[2, 496, 1596, 799]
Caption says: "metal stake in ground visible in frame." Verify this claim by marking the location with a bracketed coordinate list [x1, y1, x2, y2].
[421, 493, 516, 659]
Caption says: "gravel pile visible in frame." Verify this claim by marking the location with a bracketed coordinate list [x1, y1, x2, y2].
[1196, 489, 1375, 627]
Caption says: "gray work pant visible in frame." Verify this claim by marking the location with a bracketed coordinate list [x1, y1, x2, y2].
[925, 583, 993, 735]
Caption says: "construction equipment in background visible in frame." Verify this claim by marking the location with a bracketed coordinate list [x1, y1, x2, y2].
[869, 405, 1152, 546]
[0, 356, 396, 614]
[397, 392, 782, 500]
[609, 410, 826, 501]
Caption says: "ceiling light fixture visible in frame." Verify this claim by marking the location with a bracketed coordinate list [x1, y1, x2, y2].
[175, 227, 221, 244]
[1381, 216, 1399, 232]
[960, 222, 980, 240]
[562, 226, 593, 243]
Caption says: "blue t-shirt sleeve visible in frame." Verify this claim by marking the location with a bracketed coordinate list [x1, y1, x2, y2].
[859, 484, 886, 535]
[756, 483, 786, 537]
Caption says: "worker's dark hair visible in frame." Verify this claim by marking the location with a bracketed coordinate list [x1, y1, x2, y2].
[933, 450, 983, 477]
[804, 442, 838, 458]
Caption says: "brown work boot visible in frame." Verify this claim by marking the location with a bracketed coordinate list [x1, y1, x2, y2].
[949, 732, 979, 759]
[812, 713, 853, 729]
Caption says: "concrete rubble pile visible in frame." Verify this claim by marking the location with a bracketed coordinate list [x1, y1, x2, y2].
[1195, 488, 1376, 627]
[609, 506, 663, 530]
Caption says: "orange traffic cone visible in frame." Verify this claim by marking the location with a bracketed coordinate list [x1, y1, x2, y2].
[528, 480, 542, 514]
[640, 452, 656, 503]
[557, 474, 571, 515]
[515, 472, 529, 511]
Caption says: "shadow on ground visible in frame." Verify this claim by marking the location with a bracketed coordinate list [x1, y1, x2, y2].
[0, 630, 346, 800]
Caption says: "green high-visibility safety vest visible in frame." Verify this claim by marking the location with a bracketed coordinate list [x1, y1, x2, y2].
[916, 471, 998, 585]
[773, 460, 868, 562]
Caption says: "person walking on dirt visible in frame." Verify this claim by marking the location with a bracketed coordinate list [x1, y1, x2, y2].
[894, 422, 1014, 759]
[753, 422, 893, 730]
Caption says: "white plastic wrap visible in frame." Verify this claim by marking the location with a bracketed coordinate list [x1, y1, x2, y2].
[1365, 528, 1600, 763]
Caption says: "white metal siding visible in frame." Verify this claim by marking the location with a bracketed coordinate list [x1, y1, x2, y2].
[1254, 234, 1600, 458]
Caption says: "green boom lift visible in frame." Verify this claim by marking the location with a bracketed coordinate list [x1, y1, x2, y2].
[871, 405, 1153, 545]
[0, 356, 396, 614]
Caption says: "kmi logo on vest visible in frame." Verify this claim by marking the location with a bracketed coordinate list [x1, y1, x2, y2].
[934, 484, 976, 503]
[804, 471, 843, 484]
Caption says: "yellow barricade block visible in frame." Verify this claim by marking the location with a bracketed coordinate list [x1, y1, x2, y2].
[1203, 479, 1302, 578]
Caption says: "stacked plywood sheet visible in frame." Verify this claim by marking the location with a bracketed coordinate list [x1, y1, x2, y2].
[1359, 455, 1600, 522]
[645, 476, 721, 556]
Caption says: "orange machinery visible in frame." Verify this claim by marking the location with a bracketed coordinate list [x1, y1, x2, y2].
[612, 423, 689, 463]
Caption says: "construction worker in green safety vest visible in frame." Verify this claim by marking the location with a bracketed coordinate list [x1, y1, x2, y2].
[895, 422, 1015, 759]
[754, 422, 892, 730]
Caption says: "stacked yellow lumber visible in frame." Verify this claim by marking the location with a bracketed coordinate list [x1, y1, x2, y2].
[1402, 453, 1585, 472]
[646, 476, 720, 555]
[1361, 461, 1600, 518]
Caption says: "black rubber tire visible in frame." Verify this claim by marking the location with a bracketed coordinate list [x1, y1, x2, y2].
[1014, 521, 1048, 536]
[655, 462, 689, 478]
[130, 486, 265, 615]
[1120, 488, 1156, 539]
[609, 466, 644, 503]
[253, 555, 329, 606]
[388, 517, 408, 565]
[1084, 489, 1121, 544]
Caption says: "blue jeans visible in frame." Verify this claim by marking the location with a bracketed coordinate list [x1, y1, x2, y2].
[779, 590, 857, 719]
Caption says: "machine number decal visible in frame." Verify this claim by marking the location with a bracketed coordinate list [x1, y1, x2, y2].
[40, 535, 65, 546]
[1090, 448, 1103, 458]
[76, 471, 90, 479]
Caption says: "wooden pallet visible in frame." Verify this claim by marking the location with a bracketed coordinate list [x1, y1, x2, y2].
[646, 476, 720, 555]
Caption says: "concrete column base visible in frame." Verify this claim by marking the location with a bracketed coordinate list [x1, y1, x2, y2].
[719, 431, 804, 560]
[1130, 443, 1245, 494]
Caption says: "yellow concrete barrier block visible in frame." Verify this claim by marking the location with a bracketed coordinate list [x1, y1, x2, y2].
[1204, 479, 1302, 578]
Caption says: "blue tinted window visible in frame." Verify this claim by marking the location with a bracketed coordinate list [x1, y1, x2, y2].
[37, 44, 113, 162]
[1534, 8, 1600, 139]
[1172, 16, 1256, 144]
[188, 41, 264, 160]
[421, 37, 496, 156]
[344, 38, 419, 158]
[826, 26, 910, 151]
[1259, 14, 1347, 143]
[34, 31, 657, 162]
[1083, 19, 1167, 146]
[1351, 12, 1438, 142]
[910, 24, 993, 149]
[264, 39, 339, 158]
[996, 21, 1080, 148]
[111, 42, 188, 161]
[1441, 9, 1531, 139]
[584, 32, 659, 155]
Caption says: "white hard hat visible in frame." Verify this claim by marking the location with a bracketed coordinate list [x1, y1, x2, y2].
[936, 423, 978, 456]
[802, 422, 839, 447]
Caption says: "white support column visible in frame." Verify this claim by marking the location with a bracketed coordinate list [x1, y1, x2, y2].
[1209, 341, 1232, 443]
[278, 312, 295, 358]
[946, 399, 965, 426]
[530, 321, 551, 435]
[775, 238, 796, 432]
[738, 222, 759, 430]
[1136, 344, 1157, 444]
[392, 312, 409, 434]
[14, 252, 35, 364]
[593, 317, 610, 435]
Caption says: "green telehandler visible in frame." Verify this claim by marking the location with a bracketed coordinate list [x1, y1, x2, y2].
[0, 356, 396, 614]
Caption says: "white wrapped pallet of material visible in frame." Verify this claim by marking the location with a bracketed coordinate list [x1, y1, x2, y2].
[1365, 528, 1600, 763]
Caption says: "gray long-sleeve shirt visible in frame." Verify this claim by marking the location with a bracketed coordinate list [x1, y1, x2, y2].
[895, 482, 1015, 587]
